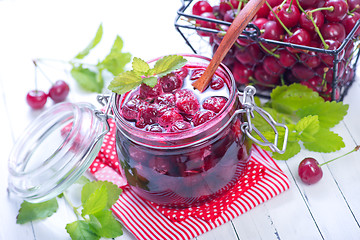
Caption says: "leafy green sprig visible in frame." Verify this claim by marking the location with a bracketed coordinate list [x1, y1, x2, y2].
[36, 23, 132, 93]
[17, 177, 123, 240]
[108, 55, 187, 94]
[252, 83, 349, 160]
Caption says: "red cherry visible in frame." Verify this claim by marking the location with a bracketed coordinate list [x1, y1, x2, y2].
[232, 61, 254, 86]
[341, 12, 360, 36]
[284, 28, 311, 53]
[26, 90, 48, 109]
[255, 3, 270, 18]
[192, 110, 216, 126]
[196, 12, 217, 37]
[299, 9, 325, 33]
[323, 0, 348, 22]
[298, 157, 323, 185]
[320, 22, 346, 41]
[276, 49, 297, 68]
[319, 39, 344, 66]
[192, 0, 213, 15]
[348, 0, 360, 12]
[48, 80, 70, 103]
[263, 56, 285, 76]
[268, 4, 300, 28]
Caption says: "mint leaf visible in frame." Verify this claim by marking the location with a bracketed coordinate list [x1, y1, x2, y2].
[295, 115, 320, 143]
[17, 198, 58, 224]
[297, 101, 349, 129]
[132, 57, 150, 75]
[82, 185, 108, 216]
[98, 35, 131, 76]
[272, 141, 301, 160]
[108, 70, 142, 94]
[142, 76, 158, 87]
[303, 128, 345, 153]
[271, 84, 324, 114]
[81, 181, 122, 209]
[93, 210, 123, 238]
[152, 55, 187, 77]
[75, 24, 103, 59]
[108, 55, 187, 95]
[66, 220, 99, 240]
[70, 65, 102, 93]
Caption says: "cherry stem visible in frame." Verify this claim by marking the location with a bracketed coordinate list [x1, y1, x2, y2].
[33, 60, 39, 92]
[295, 0, 329, 49]
[318, 145, 360, 167]
[287, 0, 293, 12]
[259, 42, 280, 58]
[311, 6, 334, 13]
[265, 1, 293, 36]
[63, 191, 82, 220]
[34, 60, 54, 85]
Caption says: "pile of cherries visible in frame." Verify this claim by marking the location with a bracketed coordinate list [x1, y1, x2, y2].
[191, 0, 360, 100]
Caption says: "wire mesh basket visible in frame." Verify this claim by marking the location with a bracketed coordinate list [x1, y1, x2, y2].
[174, 0, 360, 101]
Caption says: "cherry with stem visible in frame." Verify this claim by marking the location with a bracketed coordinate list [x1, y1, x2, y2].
[298, 145, 360, 185]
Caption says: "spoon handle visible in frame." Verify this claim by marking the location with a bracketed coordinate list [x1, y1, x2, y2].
[192, 0, 266, 92]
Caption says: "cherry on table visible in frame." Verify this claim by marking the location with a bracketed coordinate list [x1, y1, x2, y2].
[298, 157, 323, 185]
[26, 90, 48, 109]
[48, 80, 70, 103]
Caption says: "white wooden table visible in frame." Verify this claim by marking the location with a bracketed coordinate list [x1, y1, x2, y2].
[1, 0, 360, 239]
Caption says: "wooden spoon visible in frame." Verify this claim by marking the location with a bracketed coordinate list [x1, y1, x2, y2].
[192, 0, 266, 92]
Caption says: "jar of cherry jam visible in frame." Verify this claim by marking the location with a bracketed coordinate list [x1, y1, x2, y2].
[8, 54, 286, 206]
[111, 54, 287, 207]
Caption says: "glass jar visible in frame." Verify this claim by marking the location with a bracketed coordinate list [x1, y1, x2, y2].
[111, 54, 286, 207]
[8, 102, 109, 203]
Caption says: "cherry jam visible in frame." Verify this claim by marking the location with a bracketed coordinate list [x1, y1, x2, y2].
[113, 55, 251, 207]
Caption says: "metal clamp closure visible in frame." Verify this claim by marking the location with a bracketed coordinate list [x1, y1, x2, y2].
[239, 86, 288, 154]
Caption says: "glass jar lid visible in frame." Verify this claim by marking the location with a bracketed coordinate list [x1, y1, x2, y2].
[8, 102, 108, 203]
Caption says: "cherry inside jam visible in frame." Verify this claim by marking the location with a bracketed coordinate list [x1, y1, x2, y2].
[115, 60, 251, 207]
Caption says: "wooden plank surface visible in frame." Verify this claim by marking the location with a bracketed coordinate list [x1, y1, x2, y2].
[1, 0, 360, 240]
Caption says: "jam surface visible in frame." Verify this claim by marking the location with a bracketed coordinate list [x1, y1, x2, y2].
[120, 66, 230, 133]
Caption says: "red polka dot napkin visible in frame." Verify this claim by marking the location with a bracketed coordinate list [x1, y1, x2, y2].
[89, 119, 290, 240]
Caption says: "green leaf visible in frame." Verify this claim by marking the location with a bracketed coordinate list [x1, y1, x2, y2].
[108, 70, 142, 94]
[295, 115, 320, 142]
[98, 35, 132, 76]
[132, 57, 150, 75]
[66, 220, 100, 240]
[296, 101, 349, 129]
[81, 181, 122, 209]
[272, 141, 301, 160]
[70, 65, 102, 93]
[93, 210, 123, 238]
[152, 55, 187, 77]
[270, 84, 324, 114]
[75, 24, 103, 59]
[303, 128, 345, 153]
[142, 76, 158, 87]
[82, 185, 108, 216]
[17, 198, 58, 224]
